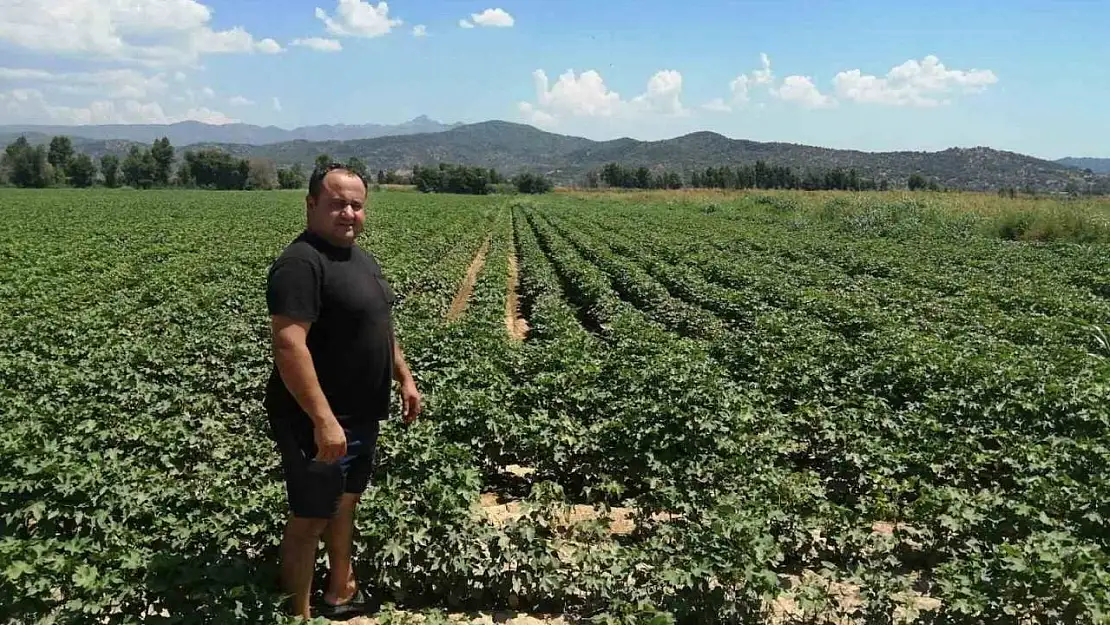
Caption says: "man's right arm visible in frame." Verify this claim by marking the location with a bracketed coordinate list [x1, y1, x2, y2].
[271, 315, 347, 462]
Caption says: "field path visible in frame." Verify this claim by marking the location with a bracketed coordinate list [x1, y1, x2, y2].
[505, 251, 529, 341]
[446, 235, 491, 321]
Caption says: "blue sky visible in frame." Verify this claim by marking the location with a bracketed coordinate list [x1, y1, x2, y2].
[0, 0, 1106, 159]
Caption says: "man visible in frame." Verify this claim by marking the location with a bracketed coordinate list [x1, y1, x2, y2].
[264, 163, 422, 620]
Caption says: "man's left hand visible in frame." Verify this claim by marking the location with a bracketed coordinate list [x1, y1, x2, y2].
[400, 380, 422, 424]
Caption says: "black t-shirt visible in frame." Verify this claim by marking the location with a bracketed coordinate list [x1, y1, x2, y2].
[264, 229, 397, 428]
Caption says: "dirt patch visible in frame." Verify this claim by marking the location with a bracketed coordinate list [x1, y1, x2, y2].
[346, 612, 568, 625]
[476, 496, 675, 536]
[446, 236, 491, 322]
[505, 251, 529, 341]
[503, 464, 536, 478]
[767, 570, 940, 625]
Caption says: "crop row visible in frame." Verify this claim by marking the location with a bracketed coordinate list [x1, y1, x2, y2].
[527, 196, 1110, 623]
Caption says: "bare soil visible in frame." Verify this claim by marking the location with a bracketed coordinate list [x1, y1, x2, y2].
[505, 252, 529, 341]
[345, 613, 568, 625]
[446, 236, 491, 322]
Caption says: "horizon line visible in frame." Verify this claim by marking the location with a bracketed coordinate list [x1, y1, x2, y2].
[0, 118, 1102, 162]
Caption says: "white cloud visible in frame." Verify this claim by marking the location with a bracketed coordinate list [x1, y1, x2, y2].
[191, 27, 282, 55]
[518, 102, 556, 127]
[292, 37, 343, 51]
[729, 74, 751, 105]
[529, 69, 622, 118]
[459, 19, 475, 29]
[201, 86, 215, 98]
[315, 0, 401, 38]
[412, 24, 427, 37]
[255, 38, 283, 54]
[0, 67, 170, 100]
[833, 55, 998, 107]
[228, 95, 254, 106]
[632, 70, 687, 116]
[184, 106, 236, 124]
[174, 71, 187, 82]
[772, 75, 836, 109]
[702, 97, 731, 113]
[519, 68, 687, 126]
[470, 8, 514, 27]
[714, 53, 772, 110]
[272, 97, 282, 111]
[0, 87, 237, 124]
[0, 0, 282, 66]
[751, 53, 773, 85]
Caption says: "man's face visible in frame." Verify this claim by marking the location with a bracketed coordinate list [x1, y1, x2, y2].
[306, 170, 367, 247]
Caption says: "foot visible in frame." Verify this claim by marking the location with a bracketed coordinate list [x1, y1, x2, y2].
[322, 577, 358, 607]
[318, 585, 375, 620]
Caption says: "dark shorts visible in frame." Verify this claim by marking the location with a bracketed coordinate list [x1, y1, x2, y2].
[268, 414, 380, 519]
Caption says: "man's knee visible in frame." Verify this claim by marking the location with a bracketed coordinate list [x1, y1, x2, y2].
[286, 516, 329, 540]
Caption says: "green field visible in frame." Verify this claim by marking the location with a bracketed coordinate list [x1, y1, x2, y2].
[2, 188, 1109, 624]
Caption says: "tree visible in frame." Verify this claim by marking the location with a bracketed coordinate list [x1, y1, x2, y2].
[278, 163, 306, 190]
[150, 137, 174, 186]
[100, 155, 120, 188]
[513, 172, 553, 194]
[67, 154, 97, 188]
[184, 149, 249, 190]
[376, 169, 386, 184]
[47, 136, 74, 183]
[907, 173, 927, 191]
[122, 146, 156, 189]
[247, 158, 278, 190]
[315, 153, 331, 172]
[344, 156, 368, 179]
[2, 137, 53, 188]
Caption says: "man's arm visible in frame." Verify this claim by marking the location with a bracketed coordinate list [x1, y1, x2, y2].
[272, 314, 346, 461]
[391, 335, 422, 423]
[392, 338, 413, 385]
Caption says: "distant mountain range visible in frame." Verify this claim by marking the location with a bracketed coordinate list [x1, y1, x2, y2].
[0, 115, 461, 146]
[1055, 157, 1110, 175]
[2, 118, 1106, 192]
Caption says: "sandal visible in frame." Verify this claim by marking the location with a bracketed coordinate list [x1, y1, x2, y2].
[317, 588, 374, 620]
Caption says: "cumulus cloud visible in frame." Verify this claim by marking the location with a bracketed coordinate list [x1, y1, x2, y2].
[701, 97, 732, 113]
[0, 0, 282, 65]
[518, 68, 687, 126]
[458, 19, 475, 29]
[470, 8, 514, 27]
[833, 55, 998, 106]
[632, 70, 687, 116]
[713, 53, 774, 109]
[0, 67, 171, 100]
[272, 97, 282, 111]
[292, 37, 343, 51]
[228, 95, 254, 106]
[751, 53, 773, 85]
[0, 87, 238, 124]
[412, 24, 427, 37]
[772, 75, 836, 109]
[316, 0, 402, 38]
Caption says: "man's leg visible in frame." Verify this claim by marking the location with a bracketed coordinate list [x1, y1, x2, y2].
[269, 414, 345, 619]
[320, 426, 377, 610]
[280, 515, 328, 619]
[323, 493, 361, 605]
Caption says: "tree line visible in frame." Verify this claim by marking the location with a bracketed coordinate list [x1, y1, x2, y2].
[0, 135, 311, 191]
[410, 163, 553, 195]
[0, 135, 555, 195]
[590, 161, 900, 191]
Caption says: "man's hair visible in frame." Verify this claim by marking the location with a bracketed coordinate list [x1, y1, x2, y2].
[308, 162, 368, 199]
